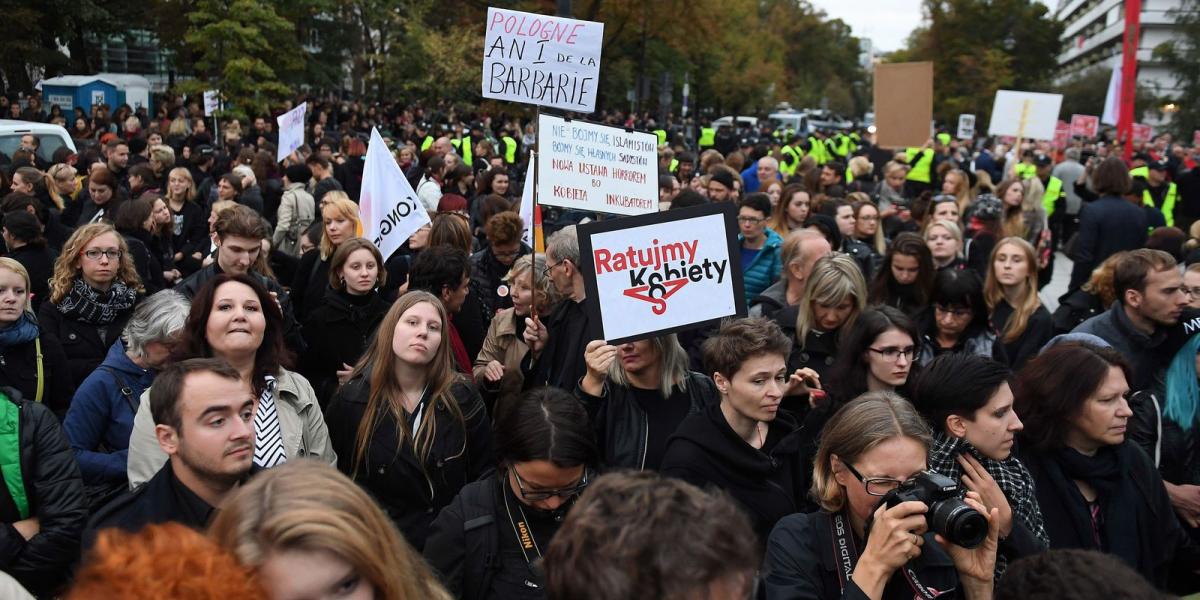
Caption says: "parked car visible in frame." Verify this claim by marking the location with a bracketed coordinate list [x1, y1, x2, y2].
[0, 120, 77, 166]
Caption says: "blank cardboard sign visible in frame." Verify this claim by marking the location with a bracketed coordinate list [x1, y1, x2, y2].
[874, 62, 933, 149]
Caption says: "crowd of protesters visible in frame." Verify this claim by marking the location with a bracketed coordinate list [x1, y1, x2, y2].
[0, 90, 1197, 598]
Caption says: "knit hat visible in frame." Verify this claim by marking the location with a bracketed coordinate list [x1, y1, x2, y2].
[709, 168, 735, 191]
[285, 164, 312, 184]
[1149, 157, 1171, 171]
[972, 194, 1002, 221]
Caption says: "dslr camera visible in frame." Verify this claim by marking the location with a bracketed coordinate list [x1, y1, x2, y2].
[880, 471, 988, 549]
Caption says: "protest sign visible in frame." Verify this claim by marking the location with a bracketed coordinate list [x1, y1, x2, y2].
[987, 90, 1063, 141]
[359, 128, 430, 260]
[956, 114, 975, 140]
[873, 62, 933, 148]
[1070, 114, 1099, 138]
[275, 103, 307, 162]
[203, 90, 220, 116]
[1194, 130, 1200, 148]
[1053, 121, 1071, 149]
[537, 114, 659, 216]
[577, 202, 745, 343]
[482, 7, 604, 113]
[1132, 123, 1153, 144]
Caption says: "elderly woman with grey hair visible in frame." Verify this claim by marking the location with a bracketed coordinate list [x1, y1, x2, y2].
[63, 290, 191, 497]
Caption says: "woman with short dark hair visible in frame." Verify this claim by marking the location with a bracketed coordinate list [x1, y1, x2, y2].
[424, 387, 596, 598]
[917, 268, 1005, 365]
[869, 232, 936, 317]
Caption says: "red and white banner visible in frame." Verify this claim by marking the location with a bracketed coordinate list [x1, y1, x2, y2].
[1070, 114, 1099, 139]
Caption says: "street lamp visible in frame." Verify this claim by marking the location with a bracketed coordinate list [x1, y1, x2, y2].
[1162, 102, 1179, 114]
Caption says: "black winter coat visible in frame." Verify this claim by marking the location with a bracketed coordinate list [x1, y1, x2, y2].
[0, 388, 87, 597]
[290, 250, 329, 322]
[660, 402, 810, 544]
[5, 245, 54, 314]
[37, 299, 134, 389]
[1069, 196, 1148, 291]
[120, 230, 165, 294]
[574, 372, 717, 471]
[326, 376, 495, 550]
[300, 289, 388, 405]
[0, 332, 74, 417]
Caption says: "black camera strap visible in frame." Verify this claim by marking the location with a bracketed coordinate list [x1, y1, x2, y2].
[828, 511, 952, 600]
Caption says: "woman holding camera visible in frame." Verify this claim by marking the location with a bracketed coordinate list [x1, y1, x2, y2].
[912, 354, 1048, 580]
[763, 391, 1000, 600]
[1015, 342, 1200, 591]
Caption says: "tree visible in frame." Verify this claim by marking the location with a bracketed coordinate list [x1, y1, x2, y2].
[889, 0, 1063, 126]
[1155, 0, 1200, 138]
[178, 0, 301, 120]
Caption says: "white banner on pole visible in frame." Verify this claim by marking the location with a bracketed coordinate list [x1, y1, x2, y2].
[1102, 65, 1122, 126]
[987, 90, 1063, 141]
[360, 128, 430, 260]
[519, 156, 535, 247]
[482, 7, 604, 112]
[203, 90, 220, 117]
[275, 103, 307, 163]
[536, 114, 658, 216]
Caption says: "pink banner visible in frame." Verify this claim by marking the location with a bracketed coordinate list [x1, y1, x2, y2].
[1070, 114, 1099, 138]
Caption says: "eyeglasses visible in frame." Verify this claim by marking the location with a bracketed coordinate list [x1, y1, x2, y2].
[1184, 286, 1200, 297]
[512, 467, 590, 502]
[82, 249, 123, 262]
[934, 304, 972, 318]
[493, 249, 522, 259]
[843, 461, 910, 496]
[868, 345, 916, 362]
[737, 216, 765, 224]
[541, 259, 568, 278]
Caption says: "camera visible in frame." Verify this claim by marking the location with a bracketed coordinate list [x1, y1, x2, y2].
[879, 471, 988, 549]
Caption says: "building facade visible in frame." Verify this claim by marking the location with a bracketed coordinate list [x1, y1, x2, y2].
[1054, 0, 1184, 97]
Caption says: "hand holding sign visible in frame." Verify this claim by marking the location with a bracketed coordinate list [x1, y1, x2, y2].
[523, 315, 547, 355]
[581, 340, 619, 395]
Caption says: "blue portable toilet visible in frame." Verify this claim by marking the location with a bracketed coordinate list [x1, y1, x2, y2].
[36, 76, 120, 113]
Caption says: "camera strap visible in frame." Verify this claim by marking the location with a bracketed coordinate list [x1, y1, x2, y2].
[829, 511, 951, 600]
[501, 477, 543, 590]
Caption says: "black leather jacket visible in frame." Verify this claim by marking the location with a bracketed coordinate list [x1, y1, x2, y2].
[574, 372, 717, 471]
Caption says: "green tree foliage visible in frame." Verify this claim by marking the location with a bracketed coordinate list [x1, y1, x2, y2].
[177, 0, 301, 120]
[1155, 0, 1200, 138]
[890, 0, 1063, 126]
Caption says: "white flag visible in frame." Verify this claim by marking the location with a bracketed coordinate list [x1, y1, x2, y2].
[519, 155, 535, 247]
[1102, 65, 1121, 126]
[360, 128, 430, 260]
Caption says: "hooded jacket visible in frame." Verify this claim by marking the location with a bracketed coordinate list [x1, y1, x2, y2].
[739, 228, 784, 306]
[660, 402, 809, 543]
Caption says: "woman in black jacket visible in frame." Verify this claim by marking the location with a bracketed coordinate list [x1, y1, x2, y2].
[868, 232, 936, 318]
[326, 291, 494, 551]
[113, 197, 167, 294]
[762, 392, 1000, 600]
[0, 258, 73, 415]
[983, 237, 1053, 371]
[659, 317, 815, 543]
[38, 223, 142, 388]
[300, 238, 389, 405]
[425, 387, 596, 599]
[291, 194, 360, 321]
[912, 354, 1047, 581]
[164, 167, 207, 276]
[576, 333, 717, 472]
[1015, 342, 1200, 593]
[1, 210, 55, 314]
[916, 268, 1006, 366]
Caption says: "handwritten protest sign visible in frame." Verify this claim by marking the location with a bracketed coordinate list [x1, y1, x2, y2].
[578, 203, 745, 343]
[956, 114, 975, 140]
[537, 114, 659, 216]
[1070, 114, 1099, 139]
[483, 7, 604, 112]
[275, 103, 307, 163]
[988, 90, 1063, 141]
[1132, 123, 1153, 144]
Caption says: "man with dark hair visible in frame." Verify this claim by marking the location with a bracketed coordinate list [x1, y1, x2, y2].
[738, 193, 783, 305]
[819, 160, 846, 197]
[543, 472, 758, 600]
[668, 189, 708, 211]
[1073, 248, 1190, 391]
[995, 549, 1164, 600]
[105, 139, 131, 193]
[86, 358, 254, 543]
[707, 168, 736, 202]
[305, 154, 342, 205]
[408, 246, 474, 376]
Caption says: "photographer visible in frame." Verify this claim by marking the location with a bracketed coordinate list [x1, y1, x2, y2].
[912, 354, 1048, 580]
[763, 391, 1000, 600]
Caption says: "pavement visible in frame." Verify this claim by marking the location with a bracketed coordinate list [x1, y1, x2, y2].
[1041, 251, 1073, 313]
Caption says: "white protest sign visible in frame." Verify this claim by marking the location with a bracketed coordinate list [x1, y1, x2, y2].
[519, 157, 535, 247]
[275, 103, 307, 163]
[577, 203, 746, 343]
[987, 90, 1063, 141]
[537, 114, 658, 216]
[360, 128, 430, 260]
[203, 90, 220, 116]
[483, 7, 604, 112]
[956, 114, 975, 140]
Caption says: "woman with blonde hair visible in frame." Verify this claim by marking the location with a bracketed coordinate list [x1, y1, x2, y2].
[39, 223, 143, 386]
[326, 291, 493, 550]
[210, 460, 452, 600]
[474, 254, 557, 410]
[0, 258, 73, 413]
[984, 237, 1052, 370]
[784, 254, 868, 395]
[926, 219, 966, 271]
[44, 163, 79, 210]
[291, 193, 361, 320]
[164, 167, 207, 274]
[763, 391, 1000, 599]
[147, 144, 175, 188]
[942, 168, 974, 215]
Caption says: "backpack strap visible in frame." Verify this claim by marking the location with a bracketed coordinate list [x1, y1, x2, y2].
[33, 337, 42, 403]
[460, 483, 502, 600]
[97, 366, 138, 414]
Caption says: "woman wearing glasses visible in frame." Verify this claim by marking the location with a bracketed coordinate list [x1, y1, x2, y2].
[424, 387, 596, 599]
[39, 223, 143, 387]
[763, 391, 1000, 600]
[660, 318, 813, 543]
[326, 291, 494, 551]
[916, 269, 1005, 366]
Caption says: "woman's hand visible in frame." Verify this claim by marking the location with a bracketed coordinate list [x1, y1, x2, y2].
[580, 340, 617, 396]
[336, 363, 355, 386]
[956, 453, 1013, 537]
[522, 315, 547, 355]
[857, 501, 929, 578]
[784, 367, 820, 397]
[482, 360, 505, 383]
[937, 492, 999, 586]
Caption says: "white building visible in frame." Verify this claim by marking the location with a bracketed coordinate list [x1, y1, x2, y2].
[1054, 0, 1184, 98]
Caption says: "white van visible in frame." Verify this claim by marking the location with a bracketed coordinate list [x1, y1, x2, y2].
[0, 120, 78, 165]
